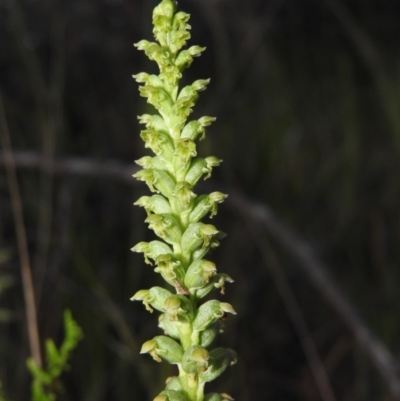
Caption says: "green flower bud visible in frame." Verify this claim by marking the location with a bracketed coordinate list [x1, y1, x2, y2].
[135, 40, 170, 70]
[208, 192, 228, 217]
[134, 168, 176, 196]
[175, 46, 206, 71]
[145, 214, 182, 245]
[184, 158, 222, 186]
[133, 72, 150, 83]
[134, 195, 171, 215]
[192, 79, 210, 93]
[171, 81, 205, 116]
[170, 31, 190, 54]
[181, 223, 202, 253]
[165, 376, 183, 391]
[200, 224, 220, 248]
[133, 168, 158, 193]
[184, 259, 217, 291]
[173, 182, 196, 208]
[199, 326, 218, 348]
[191, 245, 212, 262]
[147, 74, 166, 88]
[193, 300, 236, 332]
[141, 129, 174, 158]
[187, 194, 209, 222]
[160, 64, 182, 92]
[204, 393, 234, 401]
[140, 335, 183, 364]
[154, 170, 176, 197]
[169, 21, 191, 54]
[199, 348, 237, 383]
[135, 156, 153, 168]
[182, 346, 209, 374]
[164, 295, 193, 321]
[195, 273, 234, 299]
[181, 223, 220, 255]
[172, 11, 190, 31]
[180, 120, 200, 140]
[131, 240, 173, 264]
[131, 286, 173, 313]
[175, 139, 197, 164]
[135, 156, 169, 171]
[140, 85, 173, 115]
[185, 159, 206, 186]
[197, 116, 216, 140]
[203, 157, 222, 180]
[158, 313, 180, 340]
[177, 85, 197, 102]
[138, 114, 168, 132]
[188, 192, 227, 222]
[191, 230, 225, 261]
[153, 0, 176, 20]
[155, 390, 189, 401]
[154, 254, 185, 289]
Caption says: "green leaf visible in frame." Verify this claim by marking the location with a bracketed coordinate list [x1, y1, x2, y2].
[27, 310, 83, 401]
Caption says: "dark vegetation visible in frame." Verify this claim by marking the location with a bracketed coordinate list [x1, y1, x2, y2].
[1, 0, 400, 400]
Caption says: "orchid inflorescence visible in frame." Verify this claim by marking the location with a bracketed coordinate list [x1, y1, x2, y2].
[131, 1, 237, 401]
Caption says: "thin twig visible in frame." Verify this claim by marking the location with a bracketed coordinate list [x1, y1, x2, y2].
[0, 95, 42, 367]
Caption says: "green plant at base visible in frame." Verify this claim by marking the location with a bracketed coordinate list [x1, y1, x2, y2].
[27, 310, 83, 401]
[131, 1, 236, 401]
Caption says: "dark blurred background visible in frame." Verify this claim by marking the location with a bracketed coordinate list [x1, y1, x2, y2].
[1, 0, 400, 400]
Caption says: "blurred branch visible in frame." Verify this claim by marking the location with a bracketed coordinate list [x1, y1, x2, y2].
[1, 151, 400, 398]
[0, 98, 42, 367]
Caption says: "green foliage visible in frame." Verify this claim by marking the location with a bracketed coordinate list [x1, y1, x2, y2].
[132, 1, 236, 400]
[27, 310, 83, 401]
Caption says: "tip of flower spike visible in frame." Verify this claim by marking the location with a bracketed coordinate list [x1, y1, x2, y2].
[153, 0, 176, 19]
